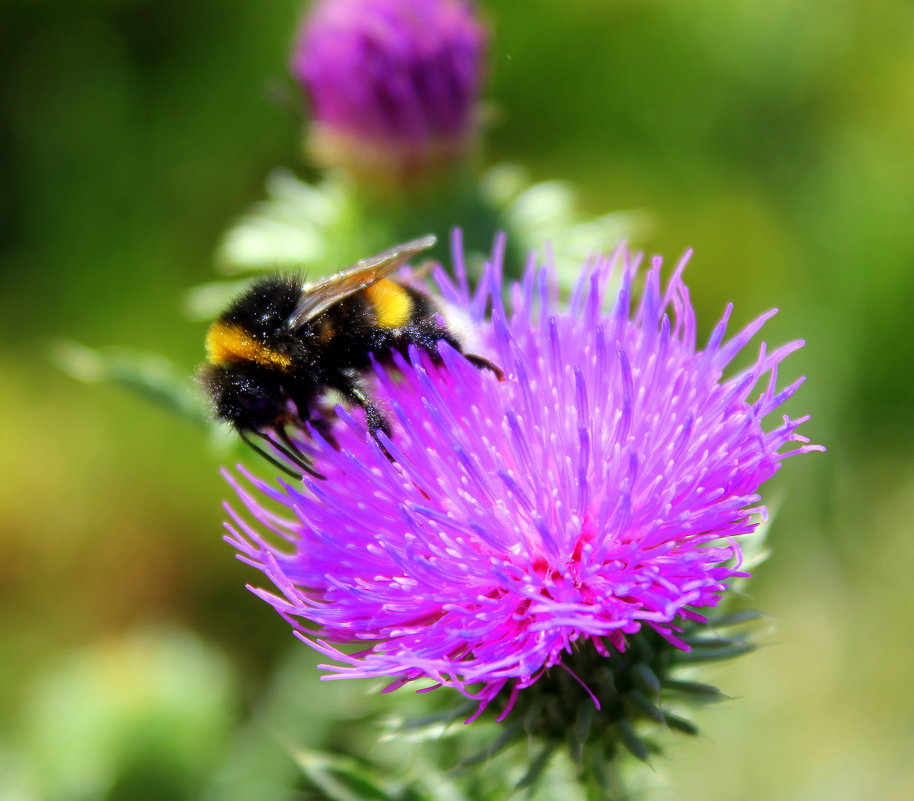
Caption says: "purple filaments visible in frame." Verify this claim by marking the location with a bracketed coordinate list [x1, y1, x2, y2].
[224, 233, 821, 716]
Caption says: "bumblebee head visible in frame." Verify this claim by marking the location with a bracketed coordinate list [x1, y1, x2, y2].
[199, 365, 287, 432]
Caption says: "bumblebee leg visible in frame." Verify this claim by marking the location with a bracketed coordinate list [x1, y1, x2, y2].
[406, 323, 506, 382]
[342, 384, 391, 437]
[335, 381, 394, 458]
[465, 353, 506, 381]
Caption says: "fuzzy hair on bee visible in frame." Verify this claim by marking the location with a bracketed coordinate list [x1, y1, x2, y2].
[199, 235, 503, 478]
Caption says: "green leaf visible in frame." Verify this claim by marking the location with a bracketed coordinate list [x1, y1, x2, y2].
[210, 163, 648, 321]
[479, 164, 650, 290]
[587, 749, 627, 801]
[384, 702, 476, 733]
[182, 278, 253, 322]
[514, 741, 558, 791]
[53, 340, 209, 429]
[453, 719, 523, 770]
[288, 747, 397, 801]
[215, 170, 349, 275]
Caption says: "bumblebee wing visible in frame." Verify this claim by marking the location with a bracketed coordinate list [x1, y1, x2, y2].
[288, 235, 437, 328]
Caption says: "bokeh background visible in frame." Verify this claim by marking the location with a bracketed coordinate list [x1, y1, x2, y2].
[1, 1, 912, 799]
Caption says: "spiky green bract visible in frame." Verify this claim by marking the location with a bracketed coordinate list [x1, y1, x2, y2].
[467, 607, 762, 798]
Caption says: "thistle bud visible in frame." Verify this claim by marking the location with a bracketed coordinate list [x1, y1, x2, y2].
[291, 0, 486, 189]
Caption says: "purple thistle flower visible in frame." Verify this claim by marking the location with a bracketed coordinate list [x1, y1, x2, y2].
[291, 0, 486, 186]
[224, 233, 822, 720]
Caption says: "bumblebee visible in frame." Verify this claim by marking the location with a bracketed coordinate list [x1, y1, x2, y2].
[200, 235, 502, 477]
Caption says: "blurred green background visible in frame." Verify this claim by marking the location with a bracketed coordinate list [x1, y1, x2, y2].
[1, 0, 912, 799]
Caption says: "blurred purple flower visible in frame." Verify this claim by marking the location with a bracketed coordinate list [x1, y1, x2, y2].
[225, 234, 822, 717]
[291, 0, 486, 185]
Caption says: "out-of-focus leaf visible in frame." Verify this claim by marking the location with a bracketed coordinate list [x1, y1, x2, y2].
[211, 164, 648, 312]
[215, 170, 350, 275]
[288, 748, 398, 801]
[479, 164, 651, 289]
[53, 340, 209, 429]
[514, 742, 559, 790]
[183, 278, 252, 322]
[453, 719, 523, 770]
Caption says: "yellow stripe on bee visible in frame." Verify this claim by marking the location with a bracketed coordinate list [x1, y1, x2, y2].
[364, 279, 413, 328]
[206, 322, 293, 370]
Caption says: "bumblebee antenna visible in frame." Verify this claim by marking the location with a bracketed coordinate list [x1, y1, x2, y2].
[238, 430, 307, 480]
[257, 430, 326, 480]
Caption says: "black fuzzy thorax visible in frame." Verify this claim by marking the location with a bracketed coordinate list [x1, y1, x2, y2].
[220, 275, 302, 343]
